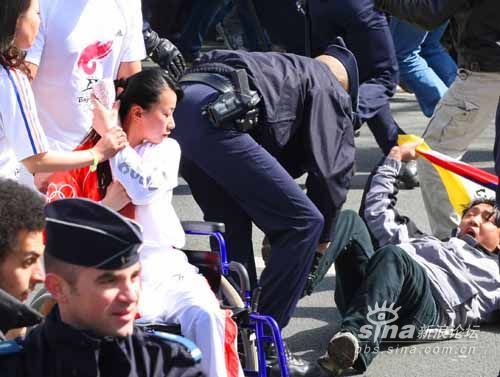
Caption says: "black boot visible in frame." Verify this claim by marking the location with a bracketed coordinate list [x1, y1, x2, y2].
[266, 342, 321, 377]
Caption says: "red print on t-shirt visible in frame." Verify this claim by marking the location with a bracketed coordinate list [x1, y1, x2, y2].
[77, 40, 114, 75]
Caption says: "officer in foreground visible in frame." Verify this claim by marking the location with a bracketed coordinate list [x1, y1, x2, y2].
[172, 39, 358, 376]
[1, 198, 204, 377]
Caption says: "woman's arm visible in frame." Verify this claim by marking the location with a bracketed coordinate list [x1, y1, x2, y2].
[21, 127, 128, 173]
[110, 140, 179, 205]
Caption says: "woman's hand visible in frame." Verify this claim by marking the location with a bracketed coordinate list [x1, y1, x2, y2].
[91, 95, 121, 136]
[100, 181, 131, 211]
[92, 127, 128, 162]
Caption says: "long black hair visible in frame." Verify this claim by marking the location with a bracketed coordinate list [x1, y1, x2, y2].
[0, 0, 32, 77]
[85, 68, 183, 196]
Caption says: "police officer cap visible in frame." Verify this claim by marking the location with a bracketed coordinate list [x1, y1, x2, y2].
[44, 198, 143, 270]
[323, 36, 359, 112]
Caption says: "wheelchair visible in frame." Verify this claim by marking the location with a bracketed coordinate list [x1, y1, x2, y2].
[27, 221, 290, 377]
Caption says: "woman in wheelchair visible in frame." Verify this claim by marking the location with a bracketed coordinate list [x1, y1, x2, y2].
[46, 68, 243, 377]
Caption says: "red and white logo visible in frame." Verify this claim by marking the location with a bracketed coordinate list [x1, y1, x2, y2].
[77, 40, 113, 75]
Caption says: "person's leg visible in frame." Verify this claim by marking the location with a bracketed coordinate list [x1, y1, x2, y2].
[343, 7, 401, 154]
[174, 83, 323, 329]
[417, 70, 500, 238]
[138, 252, 243, 377]
[390, 17, 450, 117]
[180, 157, 258, 287]
[142, 270, 242, 376]
[420, 22, 457, 88]
[307, 0, 402, 154]
[177, 0, 225, 60]
[169, 274, 243, 377]
[303, 210, 375, 300]
[333, 245, 438, 372]
[232, 0, 271, 51]
[332, 212, 375, 315]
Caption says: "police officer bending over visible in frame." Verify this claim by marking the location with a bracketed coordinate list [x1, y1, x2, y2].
[172, 39, 359, 376]
[1, 198, 204, 377]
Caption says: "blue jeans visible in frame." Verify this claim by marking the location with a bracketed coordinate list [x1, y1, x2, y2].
[390, 18, 457, 117]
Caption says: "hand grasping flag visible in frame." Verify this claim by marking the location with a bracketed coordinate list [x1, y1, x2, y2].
[398, 135, 498, 214]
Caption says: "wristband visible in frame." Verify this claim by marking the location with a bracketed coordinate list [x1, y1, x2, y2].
[89, 149, 99, 172]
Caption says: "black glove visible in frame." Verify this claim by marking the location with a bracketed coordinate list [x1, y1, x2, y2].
[143, 27, 186, 82]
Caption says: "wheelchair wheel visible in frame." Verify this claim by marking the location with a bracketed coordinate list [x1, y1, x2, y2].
[220, 276, 259, 373]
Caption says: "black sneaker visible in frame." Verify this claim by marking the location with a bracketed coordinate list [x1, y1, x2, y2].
[397, 160, 419, 190]
[266, 342, 321, 377]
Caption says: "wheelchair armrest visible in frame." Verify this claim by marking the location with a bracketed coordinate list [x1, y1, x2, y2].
[182, 221, 225, 234]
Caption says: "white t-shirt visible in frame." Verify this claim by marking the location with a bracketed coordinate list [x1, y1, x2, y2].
[0, 66, 49, 187]
[110, 138, 190, 268]
[26, 0, 146, 151]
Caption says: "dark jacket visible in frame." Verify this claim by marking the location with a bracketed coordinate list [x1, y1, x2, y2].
[0, 308, 204, 377]
[375, 0, 500, 72]
[195, 50, 356, 241]
[0, 289, 42, 341]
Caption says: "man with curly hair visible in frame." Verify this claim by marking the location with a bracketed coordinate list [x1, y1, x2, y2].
[0, 178, 45, 339]
[0, 178, 45, 302]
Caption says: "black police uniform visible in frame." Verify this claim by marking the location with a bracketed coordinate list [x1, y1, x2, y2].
[1, 307, 203, 377]
[173, 49, 355, 329]
[0, 199, 204, 377]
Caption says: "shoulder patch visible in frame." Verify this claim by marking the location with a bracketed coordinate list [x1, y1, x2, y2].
[152, 332, 202, 362]
[0, 340, 23, 356]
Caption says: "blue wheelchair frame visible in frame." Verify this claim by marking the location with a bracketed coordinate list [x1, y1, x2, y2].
[183, 221, 289, 377]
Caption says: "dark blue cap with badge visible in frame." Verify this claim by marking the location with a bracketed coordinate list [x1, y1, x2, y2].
[44, 198, 143, 270]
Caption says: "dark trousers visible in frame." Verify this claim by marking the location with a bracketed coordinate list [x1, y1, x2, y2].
[309, 0, 401, 154]
[315, 210, 375, 312]
[173, 83, 323, 329]
[332, 221, 438, 371]
[177, 0, 226, 59]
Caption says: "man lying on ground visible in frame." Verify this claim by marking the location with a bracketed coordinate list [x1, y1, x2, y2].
[313, 143, 500, 375]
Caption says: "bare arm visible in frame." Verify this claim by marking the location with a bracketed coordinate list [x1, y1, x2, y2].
[21, 127, 128, 174]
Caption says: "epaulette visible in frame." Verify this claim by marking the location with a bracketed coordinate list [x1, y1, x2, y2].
[152, 332, 202, 363]
[0, 340, 23, 356]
